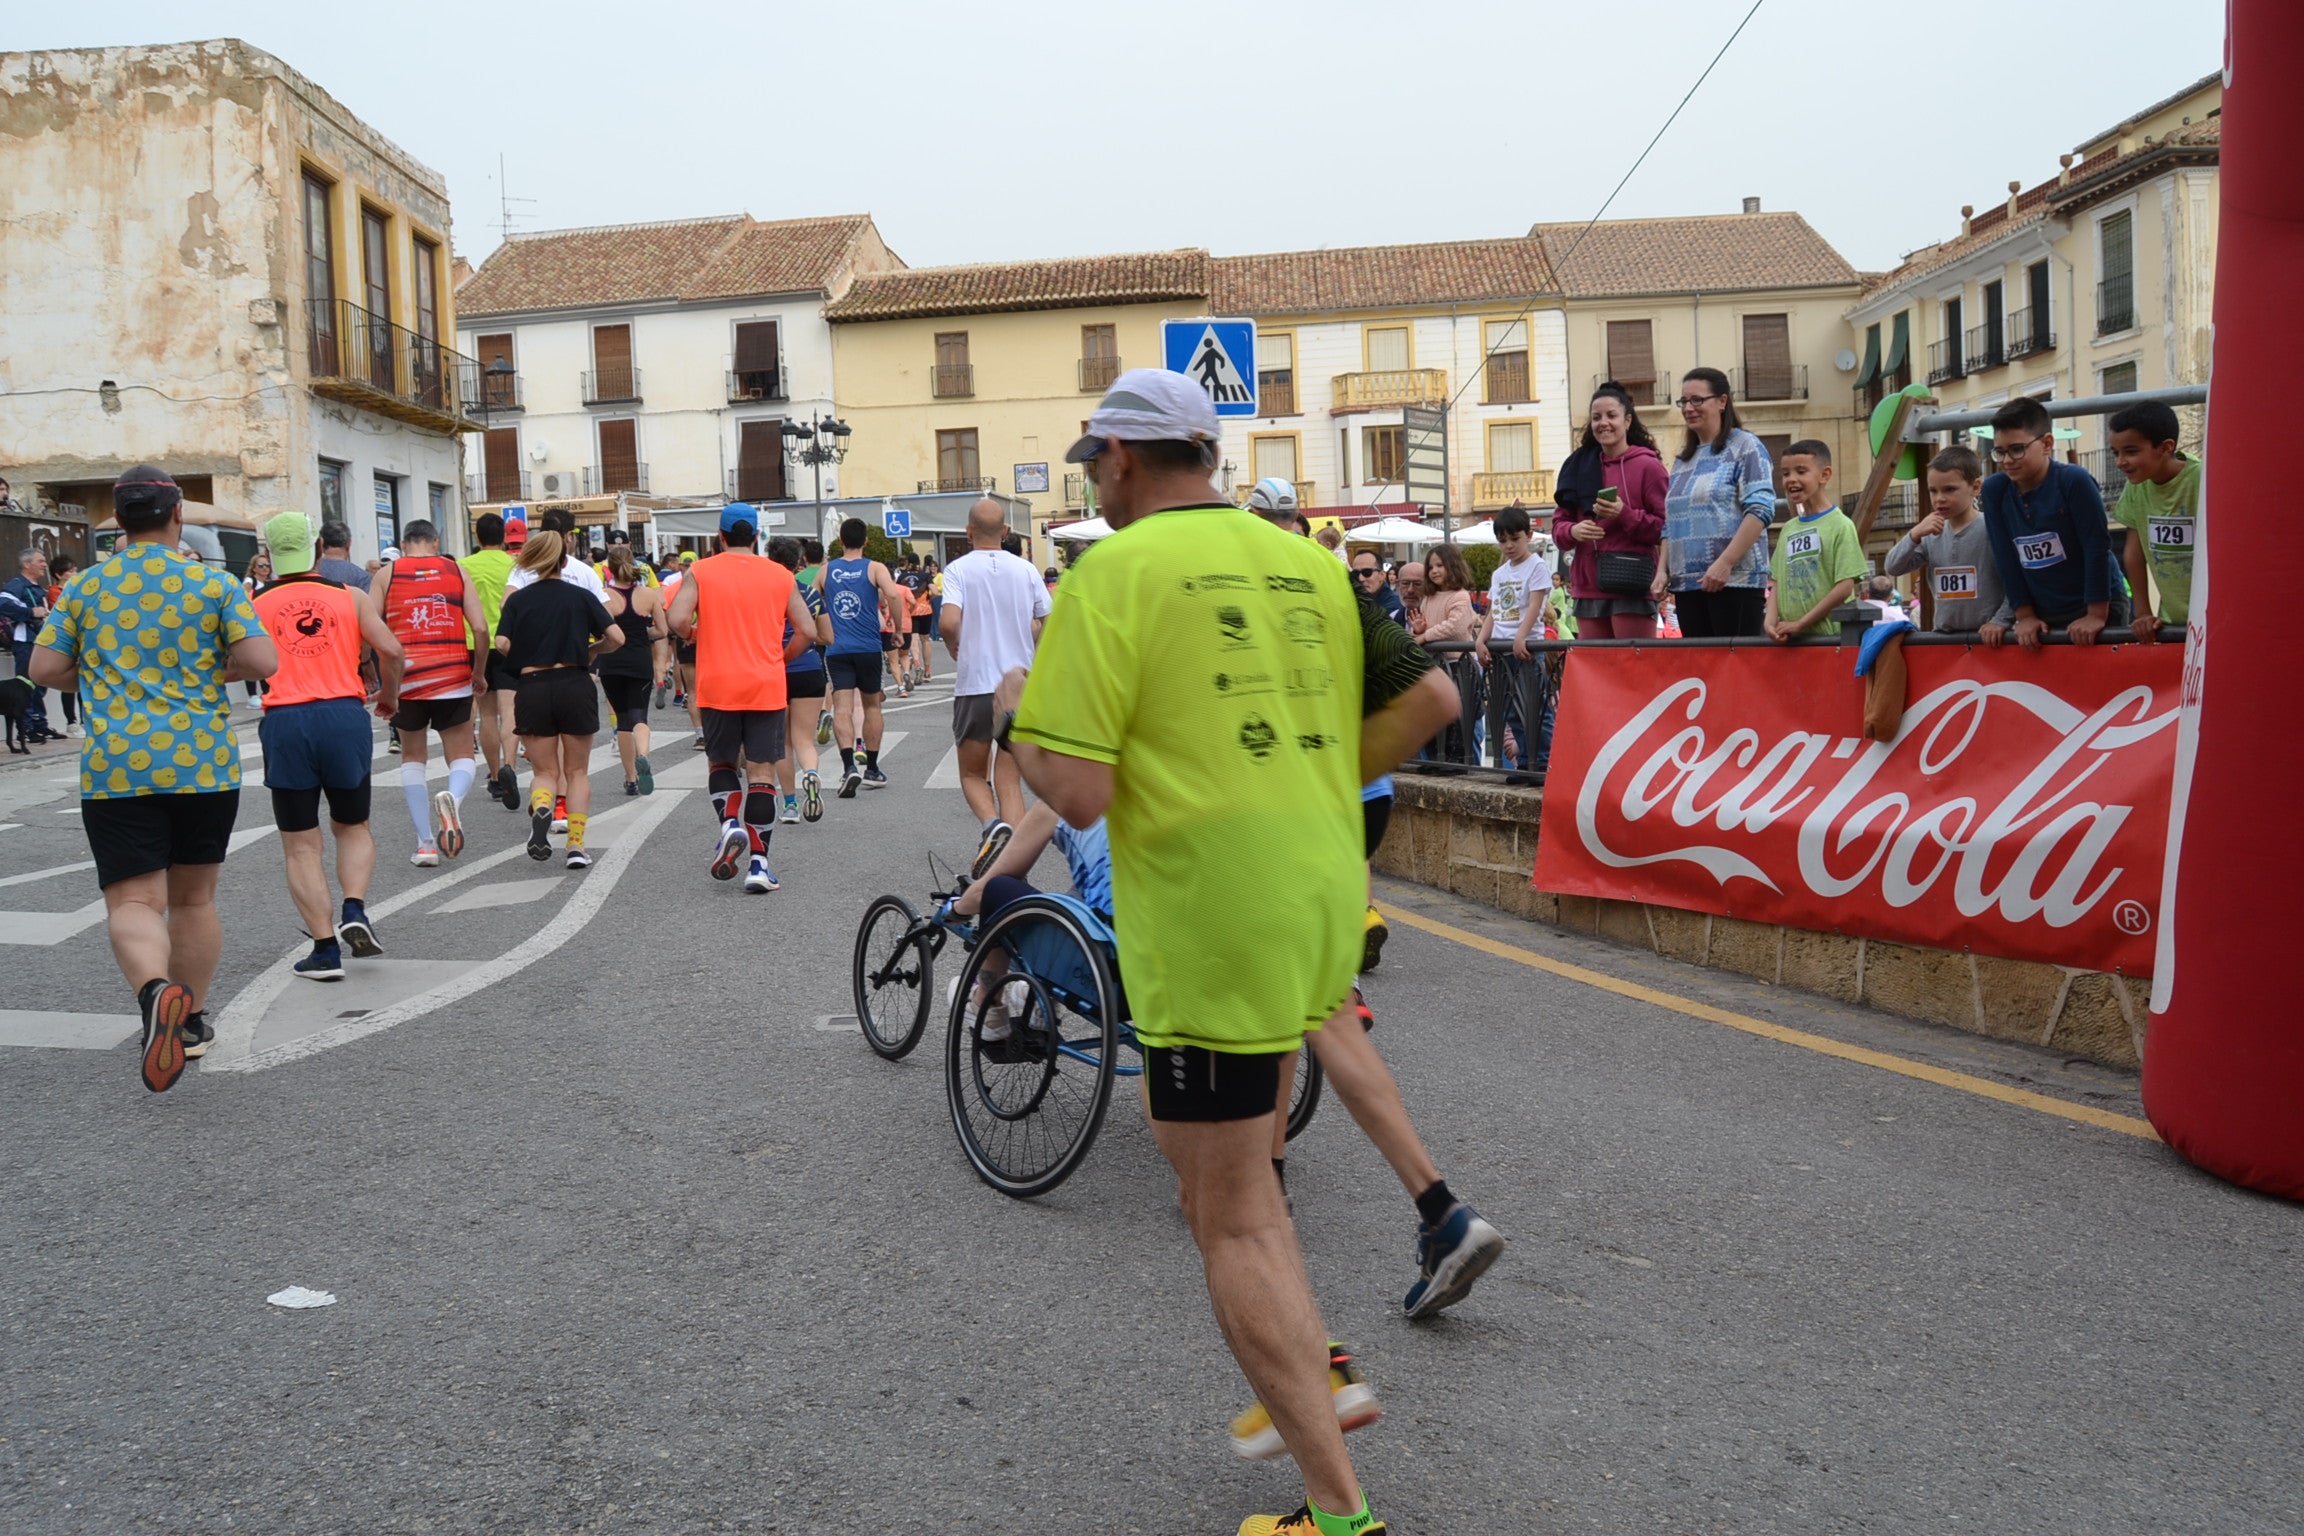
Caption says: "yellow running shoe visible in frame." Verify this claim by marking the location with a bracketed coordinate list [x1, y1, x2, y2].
[1237, 1508, 1386, 1535]
[1228, 1343, 1381, 1460]
[1360, 904, 1388, 973]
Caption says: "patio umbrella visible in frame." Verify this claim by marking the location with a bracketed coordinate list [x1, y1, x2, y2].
[1354, 515, 1443, 545]
[1451, 520, 1497, 544]
[1050, 516, 1114, 542]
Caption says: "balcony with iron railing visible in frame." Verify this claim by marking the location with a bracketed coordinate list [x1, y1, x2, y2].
[583, 464, 649, 495]
[2007, 307, 2055, 359]
[467, 470, 531, 504]
[2077, 447, 2129, 504]
[581, 367, 643, 405]
[2094, 281, 2136, 337]
[918, 475, 996, 494]
[1078, 355, 1121, 392]
[1469, 469, 1554, 509]
[726, 467, 791, 502]
[932, 363, 974, 399]
[727, 369, 787, 404]
[1592, 373, 1668, 407]
[1925, 339, 1966, 387]
[306, 298, 484, 433]
[477, 368, 523, 413]
[1330, 368, 1447, 414]
[1964, 323, 2006, 373]
[1063, 472, 1089, 509]
[1729, 364, 1808, 402]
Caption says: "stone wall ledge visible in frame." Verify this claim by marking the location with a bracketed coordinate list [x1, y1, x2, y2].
[1379, 770, 2150, 1070]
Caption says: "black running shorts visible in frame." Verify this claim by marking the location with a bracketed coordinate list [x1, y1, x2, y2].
[82, 790, 241, 890]
[1144, 1043, 1284, 1124]
[700, 707, 788, 765]
[514, 668, 600, 738]
[785, 668, 827, 701]
[1363, 793, 1393, 860]
[391, 694, 473, 733]
[826, 652, 884, 697]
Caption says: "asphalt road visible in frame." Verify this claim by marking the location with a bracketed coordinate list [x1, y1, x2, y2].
[2, 685, 2297, 1534]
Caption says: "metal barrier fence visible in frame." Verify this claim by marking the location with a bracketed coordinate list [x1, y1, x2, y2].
[1411, 627, 2145, 787]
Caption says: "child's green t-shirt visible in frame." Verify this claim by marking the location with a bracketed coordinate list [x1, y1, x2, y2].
[2111, 452, 2202, 625]
[1771, 507, 1869, 635]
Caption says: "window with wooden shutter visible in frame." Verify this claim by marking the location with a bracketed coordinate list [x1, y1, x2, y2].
[411, 236, 442, 409]
[1484, 318, 1530, 404]
[483, 427, 521, 502]
[734, 322, 781, 400]
[1253, 435, 1298, 484]
[1257, 332, 1296, 416]
[1604, 319, 1657, 402]
[598, 418, 640, 493]
[477, 333, 517, 409]
[936, 428, 981, 487]
[736, 419, 785, 502]
[591, 324, 635, 402]
[1486, 421, 1534, 474]
[1079, 324, 1119, 391]
[360, 206, 394, 389]
[1365, 326, 1409, 373]
[934, 332, 973, 398]
[302, 171, 339, 376]
[1740, 313, 1793, 400]
[1363, 425, 1405, 483]
[2097, 212, 2134, 335]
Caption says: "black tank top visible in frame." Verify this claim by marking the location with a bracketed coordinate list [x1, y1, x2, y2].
[597, 583, 655, 678]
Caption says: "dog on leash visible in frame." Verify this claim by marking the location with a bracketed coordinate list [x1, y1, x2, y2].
[0, 675, 35, 753]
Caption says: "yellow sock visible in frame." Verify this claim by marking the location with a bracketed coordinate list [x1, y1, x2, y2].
[530, 787, 552, 813]
[565, 812, 587, 847]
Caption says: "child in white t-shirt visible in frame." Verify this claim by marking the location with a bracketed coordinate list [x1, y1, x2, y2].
[1474, 505, 1554, 771]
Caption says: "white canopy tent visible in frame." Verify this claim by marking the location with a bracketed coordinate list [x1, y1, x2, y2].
[1450, 519, 1497, 544]
[1050, 516, 1115, 542]
[1352, 515, 1443, 545]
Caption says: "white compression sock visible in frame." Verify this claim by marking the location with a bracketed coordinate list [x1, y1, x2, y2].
[447, 757, 475, 805]
[401, 761, 432, 844]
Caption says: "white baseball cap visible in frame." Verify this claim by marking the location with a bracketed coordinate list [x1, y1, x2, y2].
[1064, 368, 1220, 464]
[1247, 477, 1297, 515]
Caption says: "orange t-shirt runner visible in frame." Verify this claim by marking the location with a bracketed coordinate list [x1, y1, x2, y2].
[253, 575, 365, 708]
[689, 552, 794, 712]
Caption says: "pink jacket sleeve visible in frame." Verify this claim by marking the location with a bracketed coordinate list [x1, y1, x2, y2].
[1614, 456, 1669, 545]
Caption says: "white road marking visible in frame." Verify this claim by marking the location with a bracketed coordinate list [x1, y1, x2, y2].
[926, 746, 963, 790]
[0, 823, 273, 894]
[431, 876, 564, 915]
[0, 1009, 140, 1050]
[0, 823, 18, 832]
[205, 792, 688, 1073]
[0, 897, 110, 946]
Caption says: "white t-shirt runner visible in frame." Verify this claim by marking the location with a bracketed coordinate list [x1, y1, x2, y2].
[940, 547, 1050, 696]
[506, 556, 607, 600]
[1486, 551, 1554, 643]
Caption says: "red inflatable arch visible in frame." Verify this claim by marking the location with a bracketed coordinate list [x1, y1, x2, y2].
[2141, 0, 2304, 1199]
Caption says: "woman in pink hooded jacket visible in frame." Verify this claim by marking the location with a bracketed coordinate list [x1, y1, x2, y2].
[1552, 382, 1669, 639]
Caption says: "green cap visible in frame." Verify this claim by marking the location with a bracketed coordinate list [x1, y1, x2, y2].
[263, 511, 317, 576]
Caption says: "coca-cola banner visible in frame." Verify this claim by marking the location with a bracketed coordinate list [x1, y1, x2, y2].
[1533, 644, 2183, 975]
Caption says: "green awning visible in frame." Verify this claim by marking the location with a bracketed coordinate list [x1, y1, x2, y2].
[1884, 310, 1911, 375]
[1855, 324, 1882, 389]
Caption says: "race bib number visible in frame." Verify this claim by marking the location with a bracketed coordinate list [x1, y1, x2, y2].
[2014, 532, 2066, 570]
[2148, 517, 2194, 551]
[1784, 529, 1822, 560]
[1933, 565, 1979, 600]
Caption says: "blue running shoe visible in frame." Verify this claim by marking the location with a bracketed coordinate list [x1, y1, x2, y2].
[295, 939, 346, 983]
[1403, 1203, 1505, 1320]
[742, 854, 779, 893]
[710, 820, 749, 882]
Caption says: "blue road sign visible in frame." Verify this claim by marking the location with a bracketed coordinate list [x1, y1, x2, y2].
[1163, 318, 1259, 417]
[882, 507, 913, 539]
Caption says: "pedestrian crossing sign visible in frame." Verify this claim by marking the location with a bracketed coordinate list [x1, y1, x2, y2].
[1163, 318, 1259, 418]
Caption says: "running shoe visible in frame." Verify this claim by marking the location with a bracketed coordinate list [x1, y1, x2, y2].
[801, 770, 824, 823]
[780, 796, 800, 825]
[972, 819, 1013, 879]
[337, 900, 382, 958]
[837, 766, 862, 799]
[815, 708, 833, 747]
[709, 819, 749, 881]
[1361, 904, 1388, 973]
[693, 737, 708, 752]
[434, 790, 463, 859]
[551, 796, 568, 834]
[496, 764, 519, 809]
[294, 939, 346, 983]
[635, 753, 654, 796]
[136, 978, 193, 1093]
[386, 734, 401, 755]
[1403, 1203, 1506, 1321]
[526, 803, 553, 862]
[1229, 1343, 1381, 1461]
[861, 765, 889, 790]
[566, 847, 593, 870]
[741, 854, 779, 894]
[653, 679, 670, 710]
[624, 780, 640, 797]
[179, 1010, 214, 1061]
[1237, 1509, 1386, 1536]
[410, 843, 441, 868]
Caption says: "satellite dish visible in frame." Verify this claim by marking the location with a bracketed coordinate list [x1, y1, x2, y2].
[1835, 348, 1859, 373]
[528, 445, 549, 462]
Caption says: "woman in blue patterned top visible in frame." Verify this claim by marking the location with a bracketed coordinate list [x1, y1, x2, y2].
[1662, 366, 1777, 637]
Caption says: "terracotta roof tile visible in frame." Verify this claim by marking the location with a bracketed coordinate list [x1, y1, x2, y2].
[1528, 212, 1859, 297]
[822, 250, 1210, 321]
[457, 214, 882, 317]
[1210, 237, 1557, 316]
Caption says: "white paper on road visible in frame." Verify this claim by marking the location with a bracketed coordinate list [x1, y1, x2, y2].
[266, 1286, 337, 1308]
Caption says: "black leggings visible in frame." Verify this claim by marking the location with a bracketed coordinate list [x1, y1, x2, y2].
[600, 673, 652, 733]
[1672, 586, 1767, 638]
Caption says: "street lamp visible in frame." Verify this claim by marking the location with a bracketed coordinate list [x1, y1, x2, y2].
[780, 414, 851, 539]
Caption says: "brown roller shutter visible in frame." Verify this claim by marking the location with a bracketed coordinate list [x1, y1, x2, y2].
[593, 323, 634, 399]
[734, 321, 779, 372]
[736, 419, 785, 502]
[483, 427, 521, 501]
[476, 333, 515, 407]
[1605, 319, 1656, 387]
[598, 419, 639, 493]
[1741, 314, 1792, 400]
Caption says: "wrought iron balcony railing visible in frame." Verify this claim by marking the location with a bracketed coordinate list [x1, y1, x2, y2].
[306, 298, 484, 432]
[581, 368, 643, 405]
[1730, 364, 1808, 402]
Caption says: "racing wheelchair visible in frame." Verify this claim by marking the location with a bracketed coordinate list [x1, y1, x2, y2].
[852, 863, 1321, 1198]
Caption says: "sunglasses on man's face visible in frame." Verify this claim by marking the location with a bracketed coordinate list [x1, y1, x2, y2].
[1353, 564, 1381, 578]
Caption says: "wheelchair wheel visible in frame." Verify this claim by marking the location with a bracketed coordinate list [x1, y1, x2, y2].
[853, 894, 932, 1060]
[946, 896, 1118, 1198]
[1286, 1043, 1323, 1142]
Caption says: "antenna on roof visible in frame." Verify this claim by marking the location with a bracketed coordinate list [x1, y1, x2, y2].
[493, 153, 539, 242]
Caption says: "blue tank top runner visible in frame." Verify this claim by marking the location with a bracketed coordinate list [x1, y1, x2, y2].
[824, 557, 881, 655]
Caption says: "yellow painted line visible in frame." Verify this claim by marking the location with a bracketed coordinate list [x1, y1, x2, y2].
[1374, 900, 2161, 1142]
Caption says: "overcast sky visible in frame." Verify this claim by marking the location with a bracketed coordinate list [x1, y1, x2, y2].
[22, 0, 2225, 276]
